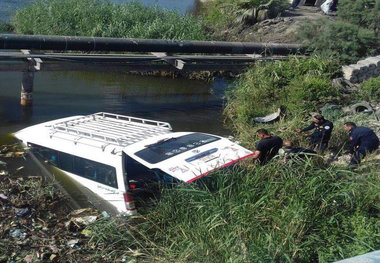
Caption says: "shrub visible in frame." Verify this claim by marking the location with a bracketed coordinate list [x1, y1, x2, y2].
[11, 0, 207, 40]
[224, 57, 340, 126]
[357, 76, 380, 103]
[337, 0, 380, 34]
[285, 76, 340, 114]
[0, 23, 14, 33]
[298, 20, 379, 63]
[297, 0, 380, 63]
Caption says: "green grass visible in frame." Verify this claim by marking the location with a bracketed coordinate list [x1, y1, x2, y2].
[224, 56, 341, 127]
[86, 162, 380, 262]
[11, 0, 207, 41]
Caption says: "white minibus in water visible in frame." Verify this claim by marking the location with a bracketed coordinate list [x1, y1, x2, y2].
[15, 112, 253, 215]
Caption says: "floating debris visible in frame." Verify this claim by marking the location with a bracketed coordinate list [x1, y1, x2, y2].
[16, 166, 24, 171]
[67, 239, 80, 248]
[13, 207, 31, 218]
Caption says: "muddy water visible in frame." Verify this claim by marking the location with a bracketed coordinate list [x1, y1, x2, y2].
[0, 70, 231, 213]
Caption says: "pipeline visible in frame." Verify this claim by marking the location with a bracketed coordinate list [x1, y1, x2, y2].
[0, 34, 305, 55]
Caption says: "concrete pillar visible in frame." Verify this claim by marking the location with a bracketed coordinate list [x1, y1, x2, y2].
[21, 69, 34, 106]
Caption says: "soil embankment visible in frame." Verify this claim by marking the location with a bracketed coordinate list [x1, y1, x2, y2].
[222, 6, 329, 43]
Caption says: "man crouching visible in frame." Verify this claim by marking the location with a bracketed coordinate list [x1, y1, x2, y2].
[252, 129, 283, 165]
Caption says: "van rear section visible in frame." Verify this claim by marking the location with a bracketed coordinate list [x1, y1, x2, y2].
[124, 132, 253, 185]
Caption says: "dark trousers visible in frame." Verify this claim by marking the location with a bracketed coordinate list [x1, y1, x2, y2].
[349, 144, 379, 165]
[310, 139, 328, 152]
[291, 0, 301, 8]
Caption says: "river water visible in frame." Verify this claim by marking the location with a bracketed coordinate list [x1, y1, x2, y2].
[0, 0, 232, 213]
[0, 0, 198, 23]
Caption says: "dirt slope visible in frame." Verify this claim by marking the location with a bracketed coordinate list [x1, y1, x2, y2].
[225, 6, 332, 43]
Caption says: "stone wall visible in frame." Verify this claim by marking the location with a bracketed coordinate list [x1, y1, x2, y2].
[342, 56, 380, 84]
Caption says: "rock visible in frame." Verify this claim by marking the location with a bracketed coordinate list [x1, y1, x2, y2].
[342, 56, 380, 83]
[257, 9, 269, 22]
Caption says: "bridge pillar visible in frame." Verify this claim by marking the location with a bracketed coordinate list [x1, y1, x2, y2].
[21, 68, 34, 106]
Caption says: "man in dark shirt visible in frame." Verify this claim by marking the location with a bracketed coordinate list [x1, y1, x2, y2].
[344, 122, 379, 165]
[252, 129, 283, 165]
[296, 114, 333, 151]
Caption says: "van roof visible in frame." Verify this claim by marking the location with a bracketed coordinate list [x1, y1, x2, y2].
[50, 112, 172, 150]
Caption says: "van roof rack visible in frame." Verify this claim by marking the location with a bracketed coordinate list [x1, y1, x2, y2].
[49, 112, 172, 149]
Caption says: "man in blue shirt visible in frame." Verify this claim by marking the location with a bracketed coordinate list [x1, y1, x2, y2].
[296, 114, 333, 151]
[344, 122, 379, 165]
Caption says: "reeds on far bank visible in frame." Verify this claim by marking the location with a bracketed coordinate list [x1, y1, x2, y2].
[12, 0, 207, 41]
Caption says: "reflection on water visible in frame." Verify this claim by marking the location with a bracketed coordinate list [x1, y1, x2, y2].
[0, 71, 230, 136]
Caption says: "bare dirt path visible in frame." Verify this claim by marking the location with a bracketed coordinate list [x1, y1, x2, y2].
[226, 6, 332, 43]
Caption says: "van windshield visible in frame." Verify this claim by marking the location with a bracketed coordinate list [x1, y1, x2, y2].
[135, 133, 220, 164]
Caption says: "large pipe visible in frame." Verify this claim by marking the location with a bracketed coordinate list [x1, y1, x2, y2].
[0, 34, 305, 55]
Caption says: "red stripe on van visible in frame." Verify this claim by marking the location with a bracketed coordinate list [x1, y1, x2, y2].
[186, 153, 255, 183]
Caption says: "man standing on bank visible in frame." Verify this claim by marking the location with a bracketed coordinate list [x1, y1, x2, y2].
[252, 129, 283, 165]
[296, 114, 333, 151]
[344, 122, 379, 165]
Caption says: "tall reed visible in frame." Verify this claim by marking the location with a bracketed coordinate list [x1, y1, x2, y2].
[12, 0, 207, 41]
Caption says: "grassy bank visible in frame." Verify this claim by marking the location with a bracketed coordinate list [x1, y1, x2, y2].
[12, 0, 207, 40]
[86, 162, 379, 262]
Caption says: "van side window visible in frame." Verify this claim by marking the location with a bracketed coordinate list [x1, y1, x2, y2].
[29, 143, 118, 189]
[30, 144, 58, 166]
[58, 152, 73, 172]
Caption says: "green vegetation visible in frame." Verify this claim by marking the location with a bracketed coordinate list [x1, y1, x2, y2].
[86, 162, 379, 262]
[224, 57, 340, 125]
[357, 76, 380, 103]
[0, 22, 14, 33]
[198, 0, 288, 39]
[297, 0, 380, 63]
[12, 0, 207, 40]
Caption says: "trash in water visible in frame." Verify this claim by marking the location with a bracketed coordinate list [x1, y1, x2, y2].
[24, 255, 34, 263]
[101, 211, 110, 218]
[0, 146, 9, 154]
[16, 166, 24, 171]
[72, 215, 97, 225]
[81, 229, 92, 237]
[14, 207, 31, 218]
[49, 254, 57, 261]
[0, 160, 7, 166]
[67, 239, 80, 248]
[0, 170, 8, 176]
[0, 193, 8, 201]
[9, 228, 27, 239]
